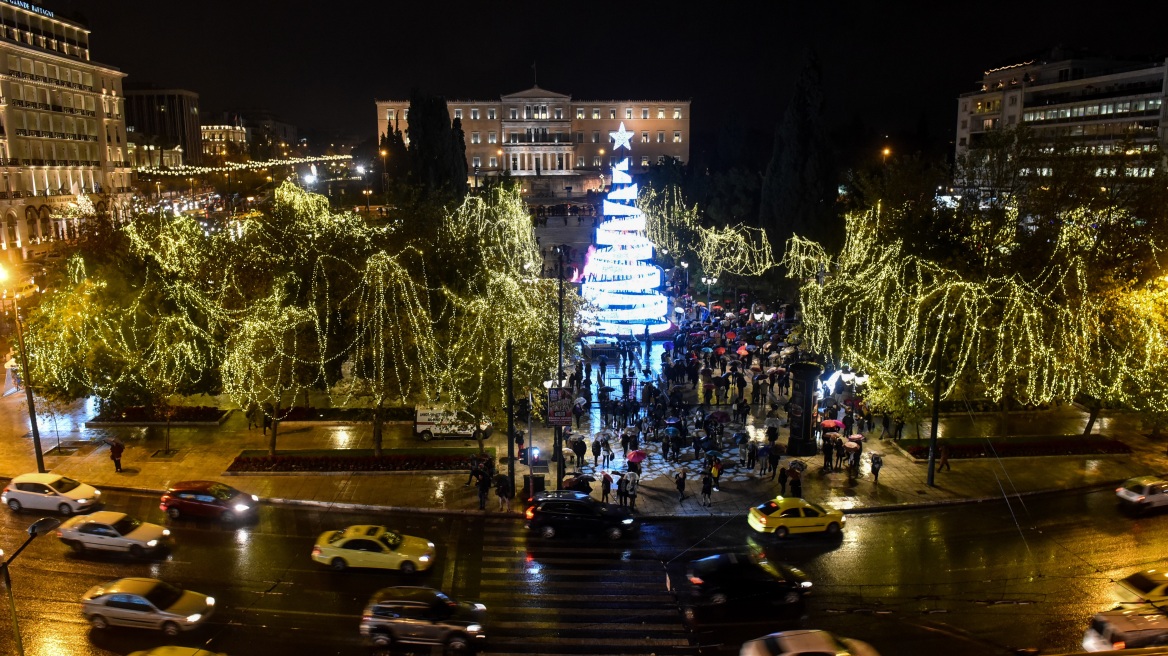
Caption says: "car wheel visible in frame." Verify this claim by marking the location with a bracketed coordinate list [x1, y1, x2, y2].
[161, 621, 180, 637]
[330, 557, 348, 571]
[58, 503, 74, 516]
[445, 634, 471, 654]
[604, 527, 622, 540]
[89, 614, 108, 630]
[421, 430, 434, 442]
[825, 522, 841, 535]
[220, 510, 236, 523]
[7, 499, 20, 512]
[370, 631, 393, 647]
[683, 606, 696, 622]
[539, 525, 556, 539]
[400, 561, 416, 575]
[167, 506, 181, 519]
[784, 590, 802, 604]
[775, 526, 789, 538]
[711, 593, 728, 605]
[129, 545, 146, 558]
[68, 540, 85, 553]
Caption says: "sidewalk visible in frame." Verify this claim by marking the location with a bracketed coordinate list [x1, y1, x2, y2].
[0, 368, 1164, 520]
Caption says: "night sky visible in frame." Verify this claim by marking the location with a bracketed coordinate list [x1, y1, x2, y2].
[49, 0, 1168, 156]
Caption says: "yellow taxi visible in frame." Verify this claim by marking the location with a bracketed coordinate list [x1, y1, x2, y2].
[311, 525, 436, 574]
[747, 496, 845, 538]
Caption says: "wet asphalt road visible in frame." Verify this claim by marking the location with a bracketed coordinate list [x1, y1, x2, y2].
[0, 484, 1158, 656]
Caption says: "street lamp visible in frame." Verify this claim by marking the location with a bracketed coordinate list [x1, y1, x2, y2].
[680, 261, 689, 295]
[882, 147, 891, 165]
[362, 188, 372, 214]
[551, 244, 569, 488]
[379, 149, 388, 191]
[474, 166, 479, 189]
[2, 516, 62, 656]
[702, 276, 718, 308]
[0, 266, 45, 473]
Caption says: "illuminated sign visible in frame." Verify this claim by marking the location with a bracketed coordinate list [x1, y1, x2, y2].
[3, 0, 54, 18]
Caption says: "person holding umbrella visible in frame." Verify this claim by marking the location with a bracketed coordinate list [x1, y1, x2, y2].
[626, 470, 640, 510]
[591, 435, 602, 466]
[674, 469, 687, 502]
[700, 471, 714, 507]
[106, 438, 125, 473]
[601, 470, 613, 503]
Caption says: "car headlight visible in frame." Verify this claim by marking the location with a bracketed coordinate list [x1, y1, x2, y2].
[840, 516, 846, 523]
[250, 494, 259, 502]
[427, 541, 435, 548]
[419, 555, 431, 562]
[621, 518, 634, 525]
[186, 613, 202, 623]
[472, 603, 486, 611]
[234, 504, 250, 512]
[76, 498, 89, 504]
[162, 529, 171, 537]
[94, 490, 101, 497]
[801, 581, 813, 588]
[466, 623, 482, 633]
[205, 596, 215, 606]
[146, 539, 159, 547]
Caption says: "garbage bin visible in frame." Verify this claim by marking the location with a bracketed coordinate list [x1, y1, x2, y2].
[521, 474, 545, 501]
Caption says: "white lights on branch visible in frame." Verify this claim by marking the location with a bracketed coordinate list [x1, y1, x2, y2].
[582, 123, 670, 335]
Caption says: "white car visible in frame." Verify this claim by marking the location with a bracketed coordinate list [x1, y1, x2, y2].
[2, 472, 101, 515]
[1113, 569, 1168, 606]
[1117, 477, 1168, 512]
[82, 577, 214, 636]
[57, 510, 170, 557]
[740, 630, 880, 656]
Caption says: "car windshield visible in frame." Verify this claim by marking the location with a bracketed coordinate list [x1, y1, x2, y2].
[1124, 572, 1162, 595]
[754, 500, 781, 516]
[380, 531, 403, 549]
[52, 477, 81, 493]
[143, 581, 184, 610]
[111, 516, 142, 535]
[207, 483, 238, 500]
[807, 503, 829, 515]
[1126, 481, 1150, 493]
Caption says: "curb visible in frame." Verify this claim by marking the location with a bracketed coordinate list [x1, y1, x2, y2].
[265, 497, 525, 517]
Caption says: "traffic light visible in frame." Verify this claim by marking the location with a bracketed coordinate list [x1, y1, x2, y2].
[516, 397, 531, 423]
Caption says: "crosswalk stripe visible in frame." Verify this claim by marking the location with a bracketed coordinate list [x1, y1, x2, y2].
[478, 591, 675, 603]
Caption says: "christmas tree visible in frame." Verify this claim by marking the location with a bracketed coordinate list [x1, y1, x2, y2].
[582, 122, 670, 335]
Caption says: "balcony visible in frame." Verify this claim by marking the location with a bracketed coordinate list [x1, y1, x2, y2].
[503, 135, 576, 145]
[6, 69, 95, 92]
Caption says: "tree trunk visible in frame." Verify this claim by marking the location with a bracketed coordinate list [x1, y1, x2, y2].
[165, 416, 171, 454]
[372, 402, 384, 457]
[268, 400, 281, 455]
[1152, 423, 1162, 439]
[1084, 405, 1100, 436]
[1000, 400, 1010, 438]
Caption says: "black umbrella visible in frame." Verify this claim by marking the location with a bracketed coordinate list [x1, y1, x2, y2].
[600, 386, 616, 393]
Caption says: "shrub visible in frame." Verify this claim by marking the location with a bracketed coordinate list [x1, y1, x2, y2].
[227, 452, 474, 473]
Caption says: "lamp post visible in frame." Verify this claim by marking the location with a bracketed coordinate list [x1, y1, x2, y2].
[702, 276, 718, 308]
[474, 166, 479, 189]
[680, 261, 689, 296]
[882, 147, 891, 166]
[0, 266, 44, 474]
[2, 516, 62, 656]
[552, 244, 568, 489]
[379, 149, 388, 192]
[362, 188, 372, 214]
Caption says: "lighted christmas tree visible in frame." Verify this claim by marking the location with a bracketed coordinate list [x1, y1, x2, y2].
[582, 122, 670, 335]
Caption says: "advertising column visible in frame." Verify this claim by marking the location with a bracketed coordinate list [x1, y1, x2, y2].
[786, 362, 823, 457]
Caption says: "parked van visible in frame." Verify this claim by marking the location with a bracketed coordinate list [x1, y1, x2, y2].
[1083, 607, 1168, 651]
[413, 407, 491, 442]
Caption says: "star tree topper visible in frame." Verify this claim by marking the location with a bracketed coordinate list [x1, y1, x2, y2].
[610, 122, 633, 151]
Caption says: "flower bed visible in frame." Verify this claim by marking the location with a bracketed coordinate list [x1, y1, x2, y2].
[226, 448, 493, 473]
[92, 406, 224, 423]
[903, 436, 1131, 460]
[281, 406, 413, 422]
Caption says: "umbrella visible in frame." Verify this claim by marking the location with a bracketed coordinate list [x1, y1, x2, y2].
[726, 331, 737, 341]
[715, 347, 727, 355]
[821, 419, 843, 429]
[764, 417, 782, 428]
[709, 411, 732, 423]
[627, 449, 648, 463]
[848, 434, 866, 442]
[763, 342, 773, 350]
[665, 416, 681, 424]
[575, 397, 587, 406]
[844, 441, 860, 450]
[701, 347, 713, 353]
[781, 346, 797, 356]
[600, 386, 615, 393]
[766, 367, 780, 374]
[745, 344, 758, 352]
[696, 301, 707, 307]
[739, 308, 749, 314]
[664, 427, 681, 437]
[705, 449, 725, 459]
[751, 364, 763, 372]
[824, 432, 842, 441]
[573, 474, 597, 482]
[733, 432, 749, 444]
[755, 335, 764, 341]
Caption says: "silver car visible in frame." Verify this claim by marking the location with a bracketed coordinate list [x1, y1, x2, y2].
[1117, 477, 1168, 512]
[2, 472, 101, 515]
[57, 511, 170, 557]
[82, 577, 215, 636]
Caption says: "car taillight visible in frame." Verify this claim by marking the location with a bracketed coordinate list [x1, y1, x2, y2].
[1113, 642, 1126, 650]
[687, 575, 703, 585]
[311, 547, 321, 557]
[1117, 487, 1125, 493]
[525, 507, 535, 520]
[55, 530, 63, 538]
[1138, 497, 1146, 502]
[759, 515, 767, 526]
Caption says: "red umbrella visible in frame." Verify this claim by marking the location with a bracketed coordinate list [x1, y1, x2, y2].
[726, 331, 737, 341]
[739, 308, 749, 314]
[626, 449, 648, 463]
[821, 419, 843, 429]
[715, 347, 726, 355]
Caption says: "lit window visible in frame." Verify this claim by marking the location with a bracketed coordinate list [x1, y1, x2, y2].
[658, 155, 665, 164]
[488, 131, 497, 144]
[642, 108, 649, 119]
[592, 131, 600, 143]
[471, 132, 480, 144]
[641, 155, 650, 166]
[593, 156, 601, 167]
[609, 156, 616, 167]
[577, 156, 584, 167]
[471, 108, 480, 120]
[673, 131, 682, 143]
[454, 109, 462, 119]
[472, 156, 481, 167]
[641, 131, 649, 143]
[657, 131, 665, 143]
[625, 108, 632, 119]
[489, 156, 497, 168]
[609, 108, 616, 119]
[488, 108, 497, 120]
[387, 109, 395, 121]
[592, 108, 600, 119]
[510, 108, 518, 119]
[554, 107, 563, 119]
[657, 108, 665, 119]
[404, 109, 409, 119]
[673, 108, 681, 119]
[576, 108, 584, 119]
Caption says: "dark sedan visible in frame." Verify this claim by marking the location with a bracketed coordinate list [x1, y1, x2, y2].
[666, 552, 811, 624]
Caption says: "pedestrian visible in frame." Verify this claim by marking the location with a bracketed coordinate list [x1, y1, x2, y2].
[674, 470, 687, 502]
[626, 471, 640, 510]
[661, 434, 671, 461]
[709, 457, 722, 491]
[617, 474, 629, 507]
[598, 354, 608, 381]
[261, 403, 273, 435]
[938, 442, 951, 471]
[108, 439, 124, 473]
[790, 468, 803, 498]
[477, 471, 491, 510]
[246, 402, 259, 430]
[894, 416, 906, 440]
[778, 465, 789, 496]
[835, 438, 847, 470]
[880, 411, 891, 439]
[585, 359, 593, 383]
[602, 436, 614, 467]
[601, 470, 613, 503]
[620, 430, 630, 454]
[465, 456, 481, 486]
[871, 453, 883, 485]
[573, 402, 584, 429]
[768, 448, 781, 480]
[700, 472, 713, 507]
[822, 436, 833, 471]
[757, 442, 771, 475]
[747, 441, 758, 470]
[495, 475, 512, 511]
[591, 436, 602, 466]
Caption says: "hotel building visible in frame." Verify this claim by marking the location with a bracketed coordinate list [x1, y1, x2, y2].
[376, 86, 690, 196]
[955, 50, 1166, 177]
[124, 87, 201, 166]
[0, 0, 133, 262]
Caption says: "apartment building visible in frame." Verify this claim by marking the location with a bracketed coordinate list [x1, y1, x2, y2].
[376, 86, 690, 196]
[0, 0, 133, 262]
[124, 87, 201, 166]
